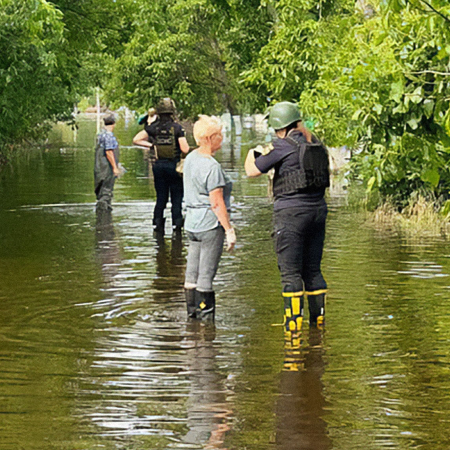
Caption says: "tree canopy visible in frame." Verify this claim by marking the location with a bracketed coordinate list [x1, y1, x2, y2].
[296, 0, 450, 205]
[1, 0, 450, 207]
[0, 0, 131, 145]
[105, 0, 273, 116]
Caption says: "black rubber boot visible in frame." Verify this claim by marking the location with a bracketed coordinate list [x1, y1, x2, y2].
[173, 217, 184, 232]
[283, 292, 304, 333]
[195, 290, 215, 322]
[185, 288, 197, 319]
[153, 218, 165, 234]
[307, 292, 326, 328]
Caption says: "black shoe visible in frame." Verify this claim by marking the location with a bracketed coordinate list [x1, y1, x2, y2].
[173, 217, 184, 232]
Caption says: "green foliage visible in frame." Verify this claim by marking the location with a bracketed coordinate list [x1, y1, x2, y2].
[0, 0, 66, 143]
[2, 0, 450, 211]
[243, 0, 450, 207]
[304, 1, 450, 206]
[105, 0, 273, 117]
[0, 0, 132, 147]
[244, 0, 354, 101]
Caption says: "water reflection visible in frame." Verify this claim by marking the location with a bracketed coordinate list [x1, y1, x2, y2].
[277, 329, 331, 450]
[4, 119, 450, 450]
[90, 201, 230, 448]
[80, 314, 231, 449]
[182, 322, 231, 449]
[95, 208, 120, 284]
[153, 231, 185, 298]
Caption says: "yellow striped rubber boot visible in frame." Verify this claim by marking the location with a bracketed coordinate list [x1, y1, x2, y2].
[283, 292, 304, 333]
[307, 290, 326, 328]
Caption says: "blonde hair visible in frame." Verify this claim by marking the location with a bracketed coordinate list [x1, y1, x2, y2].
[193, 115, 222, 145]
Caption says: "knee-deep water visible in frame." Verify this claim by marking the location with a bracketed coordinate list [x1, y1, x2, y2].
[1, 118, 450, 449]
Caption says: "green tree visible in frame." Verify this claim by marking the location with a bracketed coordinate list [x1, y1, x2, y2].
[0, 0, 66, 144]
[0, 0, 132, 148]
[243, 0, 354, 103]
[105, 0, 273, 117]
[244, 0, 450, 208]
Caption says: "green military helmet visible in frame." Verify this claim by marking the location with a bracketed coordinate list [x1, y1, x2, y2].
[268, 101, 301, 130]
[156, 97, 176, 114]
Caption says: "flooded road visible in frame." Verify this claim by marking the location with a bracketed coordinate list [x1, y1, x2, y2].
[1, 118, 450, 449]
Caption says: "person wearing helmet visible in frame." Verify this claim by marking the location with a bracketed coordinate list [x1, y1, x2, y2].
[244, 101, 330, 331]
[133, 98, 190, 233]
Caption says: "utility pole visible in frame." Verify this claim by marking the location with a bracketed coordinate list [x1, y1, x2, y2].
[96, 87, 101, 133]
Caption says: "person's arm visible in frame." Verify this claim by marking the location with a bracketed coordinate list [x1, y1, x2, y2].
[245, 149, 262, 177]
[133, 129, 152, 148]
[209, 187, 236, 251]
[178, 136, 190, 154]
[105, 150, 120, 176]
[147, 114, 158, 125]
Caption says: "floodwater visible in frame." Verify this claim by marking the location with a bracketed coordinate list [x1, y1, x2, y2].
[1, 118, 450, 450]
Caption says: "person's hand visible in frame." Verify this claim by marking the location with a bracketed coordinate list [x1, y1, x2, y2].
[113, 167, 121, 177]
[225, 228, 236, 252]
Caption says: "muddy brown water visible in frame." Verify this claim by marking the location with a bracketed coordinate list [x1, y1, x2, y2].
[1, 117, 450, 450]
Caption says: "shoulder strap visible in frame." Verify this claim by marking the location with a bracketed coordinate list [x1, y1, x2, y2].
[285, 135, 308, 165]
[281, 136, 301, 159]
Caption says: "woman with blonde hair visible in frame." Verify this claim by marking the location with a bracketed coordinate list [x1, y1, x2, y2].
[183, 115, 236, 322]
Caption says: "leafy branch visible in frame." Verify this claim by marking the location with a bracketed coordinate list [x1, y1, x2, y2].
[411, 70, 450, 76]
[416, 0, 450, 22]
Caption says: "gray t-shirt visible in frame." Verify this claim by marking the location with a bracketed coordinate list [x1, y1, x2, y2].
[183, 149, 232, 232]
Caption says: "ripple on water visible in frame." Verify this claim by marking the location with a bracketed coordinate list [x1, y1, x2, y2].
[4, 139, 450, 449]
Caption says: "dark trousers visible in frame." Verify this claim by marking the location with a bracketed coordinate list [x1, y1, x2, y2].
[152, 160, 184, 227]
[273, 204, 328, 293]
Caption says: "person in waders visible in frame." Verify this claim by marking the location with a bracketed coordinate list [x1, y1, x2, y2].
[183, 115, 236, 323]
[94, 115, 120, 212]
[133, 98, 189, 233]
[244, 102, 330, 331]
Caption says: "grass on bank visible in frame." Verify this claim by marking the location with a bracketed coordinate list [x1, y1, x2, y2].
[340, 182, 450, 237]
[367, 193, 450, 238]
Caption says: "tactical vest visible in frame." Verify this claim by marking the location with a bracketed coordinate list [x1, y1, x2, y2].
[154, 123, 177, 160]
[272, 136, 330, 197]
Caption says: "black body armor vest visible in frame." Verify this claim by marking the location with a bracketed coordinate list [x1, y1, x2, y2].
[153, 122, 177, 160]
[272, 136, 330, 197]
